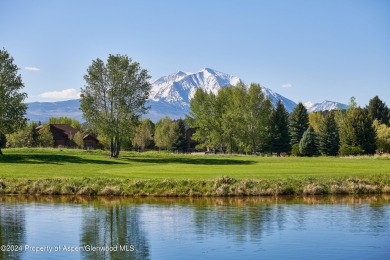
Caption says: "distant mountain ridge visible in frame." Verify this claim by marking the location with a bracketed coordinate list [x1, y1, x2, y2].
[25, 68, 347, 122]
[305, 100, 348, 113]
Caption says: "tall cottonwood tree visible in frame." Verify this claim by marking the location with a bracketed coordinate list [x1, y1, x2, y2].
[154, 116, 175, 150]
[0, 49, 28, 155]
[245, 83, 273, 154]
[133, 118, 154, 152]
[80, 54, 151, 157]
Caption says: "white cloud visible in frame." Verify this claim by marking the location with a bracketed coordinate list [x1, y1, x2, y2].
[39, 88, 81, 99]
[282, 83, 292, 88]
[25, 66, 40, 72]
[304, 101, 314, 108]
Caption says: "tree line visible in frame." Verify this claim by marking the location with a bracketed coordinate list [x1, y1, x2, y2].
[187, 85, 390, 156]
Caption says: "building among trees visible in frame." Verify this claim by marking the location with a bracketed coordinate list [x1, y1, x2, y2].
[36, 124, 99, 149]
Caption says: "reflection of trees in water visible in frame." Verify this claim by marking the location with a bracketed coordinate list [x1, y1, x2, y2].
[193, 203, 289, 243]
[0, 202, 26, 260]
[81, 204, 149, 260]
[193, 196, 390, 244]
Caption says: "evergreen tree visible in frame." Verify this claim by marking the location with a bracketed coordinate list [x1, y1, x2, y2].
[299, 126, 318, 156]
[171, 119, 187, 152]
[269, 100, 291, 156]
[339, 106, 376, 155]
[318, 112, 339, 156]
[289, 102, 309, 146]
[366, 96, 389, 125]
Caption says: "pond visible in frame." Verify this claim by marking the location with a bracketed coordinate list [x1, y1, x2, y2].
[0, 195, 389, 259]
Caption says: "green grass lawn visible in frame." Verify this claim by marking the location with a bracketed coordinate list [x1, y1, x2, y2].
[1, 148, 389, 180]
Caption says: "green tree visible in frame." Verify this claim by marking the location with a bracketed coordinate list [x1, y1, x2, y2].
[73, 131, 85, 149]
[0, 132, 5, 148]
[245, 83, 273, 154]
[80, 54, 151, 157]
[171, 119, 187, 152]
[6, 128, 31, 148]
[133, 118, 155, 152]
[366, 96, 389, 125]
[37, 124, 54, 147]
[318, 112, 339, 156]
[308, 112, 325, 133]
[0, 49, 28, 155]
[187, 89, 221, 151]
[48, 117, 82, 130]
[373, 120, 390, 154]
[289, 102, 309, 146]
[339, 105, 376, 155]
[299, 126, 318, 157]
[154, 116, 175, 150]
[269, 100, 291, 156]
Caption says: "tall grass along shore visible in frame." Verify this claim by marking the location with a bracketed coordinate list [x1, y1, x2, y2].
[1, 148, 389, 196]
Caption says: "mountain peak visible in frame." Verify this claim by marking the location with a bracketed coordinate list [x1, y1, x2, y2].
[306, 100, 348, 113]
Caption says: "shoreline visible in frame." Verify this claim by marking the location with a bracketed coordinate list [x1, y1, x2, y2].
[1, 175, 389, 197]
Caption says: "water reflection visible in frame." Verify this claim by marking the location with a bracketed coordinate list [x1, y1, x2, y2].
[0, 195, 389, 259]
[81, 202, 149, 260]
[0, 198, 25, 260]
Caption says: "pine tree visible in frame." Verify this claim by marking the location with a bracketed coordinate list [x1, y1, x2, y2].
[299, 126, 318, 156]
[289, 102, 309, 146]
[339, 107, 376, 155]
[171, 119, 187, 152]
[318, 112, 339, 156]
[366, 96, 389, 126]
[269, 100, 291, 156]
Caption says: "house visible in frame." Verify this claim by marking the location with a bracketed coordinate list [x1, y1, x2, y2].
[36, 124, 78, 148]
[83, 134, 99, 150]
[36, 124, 99, 149]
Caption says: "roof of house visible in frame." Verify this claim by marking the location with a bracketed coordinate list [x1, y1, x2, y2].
[36, 124, 79, 138]
[83, 134, 99, 142]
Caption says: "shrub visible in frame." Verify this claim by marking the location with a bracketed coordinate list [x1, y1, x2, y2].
[339, 145, 364, 156]
[291, 143, 301, 156]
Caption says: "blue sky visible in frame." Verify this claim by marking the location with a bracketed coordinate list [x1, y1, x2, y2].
[1, 0, 389, 106]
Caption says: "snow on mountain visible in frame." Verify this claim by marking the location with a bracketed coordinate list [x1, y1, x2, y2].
[146, 68, 296, 121]
[305, 100, 348, 113]
[149, 68, 241, 107]
[261, 87, 297, 114]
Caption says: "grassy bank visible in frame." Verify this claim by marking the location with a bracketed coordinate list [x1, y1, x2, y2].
[0, 175, 389, 196]
[1, 148, 390, 196]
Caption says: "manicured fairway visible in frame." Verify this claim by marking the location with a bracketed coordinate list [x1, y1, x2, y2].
[1, 148, 389, 180]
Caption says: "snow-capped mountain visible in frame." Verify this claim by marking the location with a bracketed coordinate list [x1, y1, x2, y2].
[305, 100, 348, 113]
[149, 68, 242, 107]
[146, 68, 296, 121]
